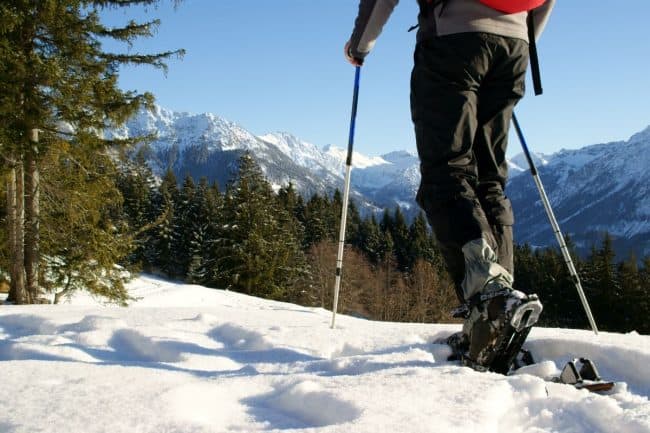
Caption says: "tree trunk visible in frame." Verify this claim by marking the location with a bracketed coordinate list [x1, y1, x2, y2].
[7, 161, 27, 304]
[24, 130, 40, 302]
[6, 167, 17, 303]
[53, 287, 69, 305]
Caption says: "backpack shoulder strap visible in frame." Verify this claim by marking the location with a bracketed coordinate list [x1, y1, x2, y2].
[416, 0, 450, 18]
[527, 10, 543, 96]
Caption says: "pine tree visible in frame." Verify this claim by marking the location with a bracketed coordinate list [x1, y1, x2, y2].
[207, 153, 308, 300]
[172, 175, 197, 277]
[586, 233, 619, 331]
[0, 0, 184, 303]
[186, 177, 221, 284]
[39, 140, 132, 304]
[636, 257, 650, 334]
[345, 200, 362, 246]
[391, 207, 411, 271]
[303, 193, 331, 248]
[514, 242, 580, 328]
[153, 169, 179, 277]
[116, 150, 161, 270]
[277, 182, 299, 217]
[407, 211, 436, 268]
[374, 231, 398, 320]
[357, 215, 383, 264]
[380, 208, 393, 233]
[616, 254, 643, 332]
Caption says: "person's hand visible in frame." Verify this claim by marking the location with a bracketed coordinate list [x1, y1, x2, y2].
[344, 41, 364, 66]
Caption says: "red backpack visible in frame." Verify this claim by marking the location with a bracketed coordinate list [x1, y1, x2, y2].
[478, 0, 546, 14]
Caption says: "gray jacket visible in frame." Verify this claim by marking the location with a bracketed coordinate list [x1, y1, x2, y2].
[348, 0, 555, 59]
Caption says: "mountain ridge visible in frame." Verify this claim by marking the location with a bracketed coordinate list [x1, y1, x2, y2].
[114, 105, 650, 258]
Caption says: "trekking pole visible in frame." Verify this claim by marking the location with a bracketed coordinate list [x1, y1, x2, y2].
[331, 66, 361, 329]
[512, 113, 599, 335]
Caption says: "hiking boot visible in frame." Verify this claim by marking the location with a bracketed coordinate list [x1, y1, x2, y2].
[464, 282, 543, 369]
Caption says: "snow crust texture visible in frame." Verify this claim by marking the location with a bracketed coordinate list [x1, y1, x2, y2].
[0, 276, 648, 433]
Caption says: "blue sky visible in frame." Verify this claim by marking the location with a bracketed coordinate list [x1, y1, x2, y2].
[102, 1, 650, 158]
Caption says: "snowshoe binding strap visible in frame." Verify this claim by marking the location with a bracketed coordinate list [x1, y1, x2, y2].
[578, 358, 602, 382]
[513, 349, 536, 370]
[466, 287, 511, 311]
[559, 358, 602, 385]
[559, 360, 582, 385]
[451, 303, 470, 319]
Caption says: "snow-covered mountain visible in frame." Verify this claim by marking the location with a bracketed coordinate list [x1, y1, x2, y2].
[112, 105, 420, 215]
[115, 106, 650, 258]
[508, 127, 650, 259]
[0, 275, 648, 432]
[109, 106, 349, 201]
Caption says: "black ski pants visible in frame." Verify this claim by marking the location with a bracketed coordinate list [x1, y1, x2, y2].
[410, 32, 528, 303]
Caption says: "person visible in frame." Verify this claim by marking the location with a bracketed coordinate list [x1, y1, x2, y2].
[344, 0, 555, 370]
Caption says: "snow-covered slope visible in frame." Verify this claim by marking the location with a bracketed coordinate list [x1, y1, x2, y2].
[0, 276, 648, 433]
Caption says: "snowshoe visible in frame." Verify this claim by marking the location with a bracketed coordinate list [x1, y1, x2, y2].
[465, 290, 543, 374]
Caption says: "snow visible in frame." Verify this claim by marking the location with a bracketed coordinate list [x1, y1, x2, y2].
[109, 104, 263, 156]
[507, 151, 552, 177]
[0, 275, 648, 433]
[321, 143, 389, 170]
[352, 151, 420, 191]
[258, 132, 325, 169]
[258, 132, 389, 178]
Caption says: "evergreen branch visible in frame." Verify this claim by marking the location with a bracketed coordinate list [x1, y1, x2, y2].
[88, 0, 159, 8]
[100, 49, 185, 73]
[40, 126, 76, 138]
[89, 1, 184, 10]
[95, 20, 161, 43]
[133, 205, 172, 237]
[101, 134, 157, 149]
[58, 154, 92, 176]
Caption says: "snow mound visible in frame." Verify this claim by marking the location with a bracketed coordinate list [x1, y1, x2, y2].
[109, 328, 186, 363]
[210, 323, 273, 351]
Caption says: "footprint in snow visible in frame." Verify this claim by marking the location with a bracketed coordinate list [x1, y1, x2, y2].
[246, 380, 362, 428]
